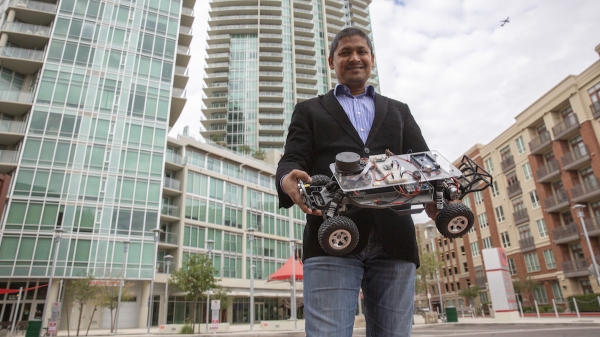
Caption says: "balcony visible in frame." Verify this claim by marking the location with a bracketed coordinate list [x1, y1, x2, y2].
[165, 152, 186, 171]
[259, 52, 283, 61]
[518, 236, 536, 253]
[173, 66, 189, 88]
[294, 27, 314, 37]
[475, 276, 486, 289]
[8, 0, 57, 26]
[529, 130, 552, 155]
[513, 208, 529, 226]
[585, 217, 600, 237]
[179, 25, 193, 46]
[259, 62, 283, 71]
[176, 45, 191, 67]
[1, 22, 51, 49]
[571, 176, 600, 203]
[0, 90, 34, 116]
[0, 150, 19, 174]
[501, 155, 515, 173]
[296, 73, 317, 84]
[294, 17, 314, 28]
[160, 205, 180, 219]
[536, 159, 561, 183]
[259, 124, 285, 133]
[259, 43, 282, 52]
[294, 35, 315, 46]
[0, 120, 26, 146]
[259, 135, 285, 144]
[562, 258, 590, 278]
[507, 181, 522, 199]
[544, 189, 570, 213]
[259, 81, 283, 90]
[162, 177, 182, 196]
[552, 114, 580, 140]
[258, 113, 284, 122]
[293, 7, 313, 19]
[260, 33, 282, 43]
[170, 88, 187, 127]
[0, 46, 44, 74]
[202, 92, 228, 106]
[180, 6, 194, 27]
[561, 145, 590, 171]
[259, 91, 284, 101]
[206, 43, 230, 53]
[159, 231, 178, 246]
[591, 101, 600, 119]
[552, 222, 580, 244]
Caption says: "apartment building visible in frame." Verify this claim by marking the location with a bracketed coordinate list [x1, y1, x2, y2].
[0, 0, 194, 329]
[415, 44, 600, 311]
[200, 0, 380, 153]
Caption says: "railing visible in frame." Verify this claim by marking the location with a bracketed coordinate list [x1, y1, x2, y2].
[207, 113, 226, 119]
[561, 145, 589, 168]
[294, 7, 312, 14]
[513, 208, 529, 224]
[206, 52, 229, 58]
[296, 54, 315, 60]
[500, 155, 515, 172]
[296, 64, 316, 70]
[544, 189, 569, 211]
[159, 232, 178, 245]
[207, 43, 230, 49]
[260, 43, 282, 48]
[294, 17, 314, 24]
[0, 46, 45, 61]
[0, 150, 19, 164]
[535, 159, 560, 181]
[0, 90, 34, 103]
[2, 21, 51, 36]
[259, 102, 283, 108]
[0, 120, 26, 133]
[205, 62, 229, 68]
[259, 62, 283, 67]
[210, 24, 259, 31]
[259, 71, 283, 76]
[209, 125, 227, 131]
[177, 45, 190, 54]
[475, 276, 486, 287]
[260, 52, 283, 57]
[297, 93, 314, 99]
[260, 34, 282, 39]
[528, 130, 551, 153]
[295, 45, 315, 51]
[507, 181, 522, 197]
[172, 88, 186, 98]
[259, 91, 283, 97]
[206, 92, 228, 98]
[10, 0, 57, 13]
[161, 204, 179, 217]
[174, 66, 189, 76]
[294, 35, 314, 42]
[259, 113, 284, 119]
[518, 236, 535, 251]
[562, 258, 589, 275]
[179, 26, 192, 35]
[294, 27, 314, 33]
[552, 222, 579, 241]
[259, 124, 284, 130]
[163, 177, 181, 190]
[571, 176, 600, 200]
[259, 136, 284, 142]
[297, 83, 316, 89]
[207, 34, 230, 40]
[296, 73, 315, 79]
[552, 114, 579, 138]
[585, 217, 600, 235]
[205, 72, 228, 78]
[165, 152, 186, 165]
[206, 82, 228, 88]
[181, 6, 194, 16]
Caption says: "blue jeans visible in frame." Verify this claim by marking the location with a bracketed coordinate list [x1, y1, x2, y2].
[303, 240, 416, 337]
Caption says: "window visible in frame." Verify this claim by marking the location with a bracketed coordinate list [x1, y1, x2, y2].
[532, 286, 548, 304]
[474, 191, 484, 205]
[463, 262, 468, 273]
[522, 162, 533, 181]
[536, 219, 548, 238]
[482, 236, 493, 249]
[470, 242, 480, 257]
[524, 252, 541, 272]
[484, 157, 494, 173]
[543, 249, 556, 269]
[479, 291, 489, 304]
[462, 196, 472, 208]
[516, 136, 526, 154]
[529, 190, 540, 209]
[491, 181, 500, 198]
[551, 283, 564, 303]
[478, 213, 488, 229]
[588, 81, 600, 112]
[468, 225, 476, 234]
[501, 231, 511, 248]
[508, 258, 517, 275]
[495, 206, 505, 222]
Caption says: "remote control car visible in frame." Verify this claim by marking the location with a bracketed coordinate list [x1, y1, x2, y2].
[298, 150, 492, 256]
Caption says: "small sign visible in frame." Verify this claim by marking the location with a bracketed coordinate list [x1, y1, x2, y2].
[51, 302, 61, 313]
[210, 300, 220, 310]
[211, 308, 219, 330]
[48, 322, 57, 336]
[427, 292, 431, 299]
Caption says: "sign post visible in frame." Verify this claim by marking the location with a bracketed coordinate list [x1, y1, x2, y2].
[210, 300, 220, 332]
[482, 248, 520, 321]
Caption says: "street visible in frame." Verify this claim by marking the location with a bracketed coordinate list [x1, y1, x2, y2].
[410, 324, 600, 337]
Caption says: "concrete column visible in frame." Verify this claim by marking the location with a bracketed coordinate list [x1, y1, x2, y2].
[138, 281, 150, 328]
[0, 10, 17, 47]
[43, 280, 62, 325]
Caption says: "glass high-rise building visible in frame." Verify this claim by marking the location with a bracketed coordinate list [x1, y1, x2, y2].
[200, 0, 380, 152]
[0, 0, 193, 329]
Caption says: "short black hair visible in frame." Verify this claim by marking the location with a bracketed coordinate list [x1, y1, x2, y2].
[329, 27, 374, 59]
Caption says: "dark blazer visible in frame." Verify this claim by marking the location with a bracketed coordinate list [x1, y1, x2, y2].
[276, 89, 429, 265]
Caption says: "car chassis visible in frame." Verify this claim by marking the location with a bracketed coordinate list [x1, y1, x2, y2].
[298, 150, 492, 256]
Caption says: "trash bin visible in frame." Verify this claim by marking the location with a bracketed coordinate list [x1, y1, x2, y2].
[445, 307, 458, 322]
[25, 320, 42, 337]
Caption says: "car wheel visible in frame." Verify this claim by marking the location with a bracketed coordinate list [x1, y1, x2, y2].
[318, 216, 359, 256]
[310, 174, 331, 187]
[435, 203, 474, 238]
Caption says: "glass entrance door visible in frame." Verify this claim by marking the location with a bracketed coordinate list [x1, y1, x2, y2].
[255, 303, 265, 322]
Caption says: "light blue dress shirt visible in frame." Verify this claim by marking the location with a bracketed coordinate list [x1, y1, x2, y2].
[333, 84, 376, 144]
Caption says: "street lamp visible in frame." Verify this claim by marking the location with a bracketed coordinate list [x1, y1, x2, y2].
[246, 228, 255, 331]
[114, 240, 131, 335]
[290, 239, 298, 330]
[426, 224, 444, 319]
[205, 239, 214, 333]
[163, 254, 173, 326]
[147, 229, 164, 333]
[573, 204, 600, 286]
[40, 228, 65, 337]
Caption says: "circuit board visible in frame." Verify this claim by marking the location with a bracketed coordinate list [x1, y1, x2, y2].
[329, 151, 462, 192]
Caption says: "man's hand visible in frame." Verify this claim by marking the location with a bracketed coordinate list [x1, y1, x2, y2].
[425, 202, 438, 221]
[282, 170, 323, 216]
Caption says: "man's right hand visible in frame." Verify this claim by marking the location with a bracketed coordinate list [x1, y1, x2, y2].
[282, 169, 323, 216]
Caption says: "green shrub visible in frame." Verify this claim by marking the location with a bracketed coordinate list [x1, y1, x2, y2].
[567, 294, 600, 312]
[180, 324, 194, 334]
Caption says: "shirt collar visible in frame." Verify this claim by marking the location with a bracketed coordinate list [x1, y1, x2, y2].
[334, 84, 375, 98]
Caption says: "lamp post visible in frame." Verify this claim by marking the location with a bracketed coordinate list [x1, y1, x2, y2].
[163, 255, 173, 326]
[147, 229, 164, 333]
[290, 239, 298, 329]
[573, 204, 600, 286]
[426, 224, 444, 319]
[40, 228, 66, 337]
[205, 239, 214, 333]
[114, 240, 130, 335]
[246, 228, 255, 331]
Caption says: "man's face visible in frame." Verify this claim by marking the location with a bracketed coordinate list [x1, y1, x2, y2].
[328, 35, 374, 90]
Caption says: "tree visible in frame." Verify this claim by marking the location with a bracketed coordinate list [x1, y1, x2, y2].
[169, 253, 219, 334]
[211, 287, 233, 322]
[252, 148, 266, 161]
[96, 278, 135, 333]
[66, 274, 98, 336]
[512, 276, 540, 306]
[415, 250, 445, 297]
[459, 285, 480, 307]
[239, 145, 252, 155]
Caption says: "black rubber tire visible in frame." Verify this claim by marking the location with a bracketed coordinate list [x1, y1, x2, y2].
[318, 216, 359, 256]
[310, 174, 331, 187]
[435, 203, 474, 238]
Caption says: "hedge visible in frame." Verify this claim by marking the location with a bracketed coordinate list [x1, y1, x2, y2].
[567, 293, 600, 312]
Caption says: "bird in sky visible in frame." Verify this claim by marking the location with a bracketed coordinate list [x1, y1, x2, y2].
[500, 17, 510, 26]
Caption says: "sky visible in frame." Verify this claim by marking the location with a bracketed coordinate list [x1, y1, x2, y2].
[175, 0, 600, 222]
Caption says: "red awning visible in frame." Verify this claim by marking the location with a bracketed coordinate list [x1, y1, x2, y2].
[0, 284, 47, 294]
[267, 256, 303, 282]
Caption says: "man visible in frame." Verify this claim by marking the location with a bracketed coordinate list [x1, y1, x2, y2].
[276, 28, 433, 336]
